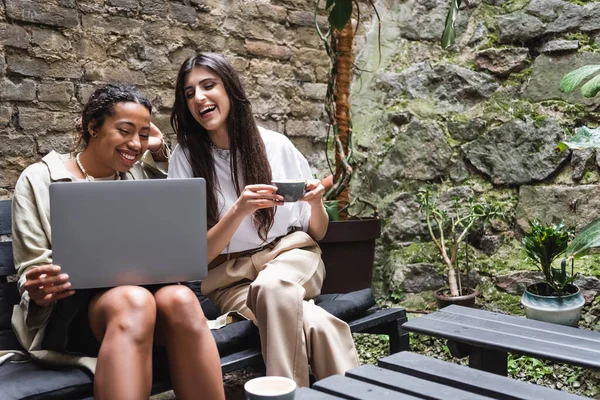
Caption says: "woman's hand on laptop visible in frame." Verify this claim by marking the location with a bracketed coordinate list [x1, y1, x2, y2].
[24, 265, 75, 307]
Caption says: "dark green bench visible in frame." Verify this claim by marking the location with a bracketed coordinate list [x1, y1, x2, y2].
[0, 199, 408, 399]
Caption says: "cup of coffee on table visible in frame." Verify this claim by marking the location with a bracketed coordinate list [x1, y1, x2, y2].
[272, 179, 306, 202]
[245, 376, 296, 400]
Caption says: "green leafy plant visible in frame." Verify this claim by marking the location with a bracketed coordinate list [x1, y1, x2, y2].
[560, 65, 600, 98]
[565, 218, 600, 260]
[441, 0, 461, 49]
[508, 355, 553, 381]
[416, 188, 504, 297]
[522, 219, 575, 296]
[557, 125, 600, 152]
[557, 65, 600, 152]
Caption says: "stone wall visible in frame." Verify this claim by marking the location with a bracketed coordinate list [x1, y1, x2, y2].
[350, 0, 600, 298]
[0, 0, 365, 197]
[4, 0, 600, 299]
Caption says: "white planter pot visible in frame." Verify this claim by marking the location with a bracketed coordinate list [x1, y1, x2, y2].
[521, 283, 585, 327]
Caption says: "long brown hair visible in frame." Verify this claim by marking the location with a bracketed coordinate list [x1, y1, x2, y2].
[171, 53, 274, 241]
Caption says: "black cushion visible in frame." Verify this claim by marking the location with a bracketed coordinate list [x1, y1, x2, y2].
[0, 361, 93, 400]
[316, 288, 376, 322]
[212, 319, 259, 355]
[186, 282, 376, 323]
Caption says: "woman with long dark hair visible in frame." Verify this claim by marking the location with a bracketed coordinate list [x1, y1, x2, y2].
[10, 83, 225, 400]
[168, 53, 359, 387]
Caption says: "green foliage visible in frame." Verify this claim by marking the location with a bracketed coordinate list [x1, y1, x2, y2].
[557, 126, 600, 152]
[352, 333, 390, 365]
[508, 355, 554, 381]
[504, 67, 534, 88]
[416, 188, 505, 296]
[501, 0, 530, 13]
[441, 0, 461, 49]
[560, 65, 600, 97]
[522, 219, 575, 295]
[325, 200, 340, 221]
[523, 220, 572, 272]
[565, 218, 600, 260]
[326, 0, 352, 30]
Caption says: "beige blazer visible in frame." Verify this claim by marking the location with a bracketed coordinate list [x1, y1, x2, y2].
[0, 151, 167, 373]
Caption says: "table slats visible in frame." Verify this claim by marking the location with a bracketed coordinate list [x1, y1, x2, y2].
[313, 375, 421, 400]
[442, 305, 600, 342]
[402, 310, 600, 369]
[346, 364, 489, 400]
[378, 352, 585, 400]
[296, 388, 345, 399]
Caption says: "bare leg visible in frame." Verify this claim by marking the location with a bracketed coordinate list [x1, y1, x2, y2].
[88, 286, 156, 400]
[154, 285, 225, 400]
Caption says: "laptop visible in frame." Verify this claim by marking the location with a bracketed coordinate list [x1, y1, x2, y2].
[50, 178, 208, 289]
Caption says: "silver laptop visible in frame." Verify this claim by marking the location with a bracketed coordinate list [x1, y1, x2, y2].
[50, 178, 208, 289]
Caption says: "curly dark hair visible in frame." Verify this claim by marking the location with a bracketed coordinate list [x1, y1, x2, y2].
[171, 53, 274, 242]
[73, 83, 152, 151]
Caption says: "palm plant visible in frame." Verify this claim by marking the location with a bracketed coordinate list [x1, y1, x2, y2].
[522, 220, 575, 296]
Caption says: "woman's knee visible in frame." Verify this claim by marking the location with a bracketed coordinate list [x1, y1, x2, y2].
[154, 285, 208, 330]
[91, 286, 156, 341]
[250, 277, 299, 303]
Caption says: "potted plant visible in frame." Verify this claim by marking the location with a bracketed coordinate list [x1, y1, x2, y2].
[416, 188, 503, 308]
[520, 219, 586, 326]
[314, 0, 383, 294]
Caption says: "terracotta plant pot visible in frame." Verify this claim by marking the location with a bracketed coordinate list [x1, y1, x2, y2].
[433, 287, 478, 309]
[321, 174, 334, 190]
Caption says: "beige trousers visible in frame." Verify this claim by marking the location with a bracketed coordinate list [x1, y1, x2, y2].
[201, 231, 359, 387]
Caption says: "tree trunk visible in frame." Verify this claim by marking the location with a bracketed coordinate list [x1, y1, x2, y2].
[333, 20, 353, 219]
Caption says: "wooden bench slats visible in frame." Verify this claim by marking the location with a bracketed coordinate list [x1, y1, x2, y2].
[403, 314, 600, 369]
[348, 308, 402, 332]
[313, 375, 422, 400]
[442, 305, 600, 342]
[378, 352, 585, 400]
[346, 364, 490, 400]
[0, 242, 15, 278]
[220, 347, 263, 374]
[0, 201, 11, 236]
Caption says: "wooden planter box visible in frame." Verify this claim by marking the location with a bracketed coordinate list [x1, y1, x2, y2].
[318, 217, 381, 294]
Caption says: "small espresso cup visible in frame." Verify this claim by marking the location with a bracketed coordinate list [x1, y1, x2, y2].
[244, 376, 296, 400]
[272, 179, 307, 202]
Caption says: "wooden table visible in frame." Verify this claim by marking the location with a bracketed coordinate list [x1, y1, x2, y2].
[295, 351, 589, 399]
[402, 305, 600, 376]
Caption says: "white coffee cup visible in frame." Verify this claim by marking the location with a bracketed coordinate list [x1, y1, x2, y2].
[244, 376, 296, 400]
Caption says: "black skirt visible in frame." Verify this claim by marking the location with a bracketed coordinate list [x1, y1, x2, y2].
[41, 289, 99, 356]
[41, 284, 171, 357]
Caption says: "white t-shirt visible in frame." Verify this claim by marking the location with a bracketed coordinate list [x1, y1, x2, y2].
[168, 127, 313, 253]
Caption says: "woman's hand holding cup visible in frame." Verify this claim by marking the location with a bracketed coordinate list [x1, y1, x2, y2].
[300, 179, 325, 206]
[235, 184, 284, 216]
[24, 265, 75, 307]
